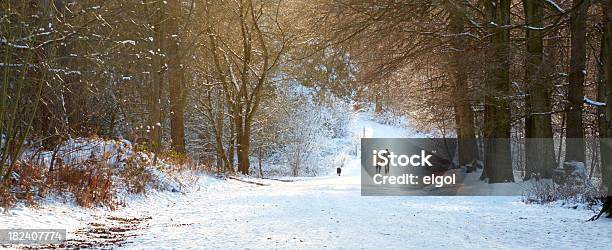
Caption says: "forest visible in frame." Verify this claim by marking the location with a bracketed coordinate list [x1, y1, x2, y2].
[1, 0, 612, 248]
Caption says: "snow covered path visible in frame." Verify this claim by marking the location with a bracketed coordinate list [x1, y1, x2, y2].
[115, 115, 612, 249]
[119, 170, 612, 249]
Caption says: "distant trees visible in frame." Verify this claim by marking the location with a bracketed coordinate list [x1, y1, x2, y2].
[0, 1, 192, 176]
[0, 0, 111, 181]
[199, 0, 291, 175]
[306, 0, 610, 189]
[250, 82, 351, 177]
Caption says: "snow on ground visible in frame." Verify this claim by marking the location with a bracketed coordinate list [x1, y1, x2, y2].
[2, 111, 612, 249]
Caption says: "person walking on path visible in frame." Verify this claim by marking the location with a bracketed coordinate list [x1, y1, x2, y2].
[337, 156, 346, 176]
[384, 149, 390, 174]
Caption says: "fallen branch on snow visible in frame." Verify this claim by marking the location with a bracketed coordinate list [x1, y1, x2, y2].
[227, 176, 270, 186]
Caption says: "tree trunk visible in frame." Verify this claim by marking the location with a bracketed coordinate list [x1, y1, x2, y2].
[167, 0, 186, 153]
[149, 3, 164, 156]
[227, 112, 236, 173]
[237, 126, 251, 175]
[258, 147, 264, 178]
[235, 99, 250, 175]
[523, 0, 556, 179]
[566, 0, 589, 163]
[214, 89, 230, 173]
[482, 0, 514, 183]
[601, 0, 612, 217]
[449, 6, 479, 171]
[375, 89, 383, 113]
[599, 24, 608, 140]
[599, 21, 609, 188]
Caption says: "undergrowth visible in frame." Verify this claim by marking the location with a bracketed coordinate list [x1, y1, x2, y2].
[0, 146, 204, 211]
[522, 178, 605, 211]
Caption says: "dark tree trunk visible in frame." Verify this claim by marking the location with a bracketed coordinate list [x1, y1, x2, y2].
[602, 0, 612, 218]
[237, 125, 251, 175]
[227, 112, 236, 173]
[599, 25, 608, 140]
[598, 23, 609, 187]
[566, 0, 589, 163]
[482, 0, 514, 183]
[149, 2, 164, 156]
[449, 6, 479, 171]
[258, 147, 264, 178]
[214, 89, 231, 173]
[167, 0, 186, 153]
[523, 0, 556, 179]
[375, 90, 383, 113]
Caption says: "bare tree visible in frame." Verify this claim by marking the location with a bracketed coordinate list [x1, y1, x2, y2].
[205, 0, 289, 174]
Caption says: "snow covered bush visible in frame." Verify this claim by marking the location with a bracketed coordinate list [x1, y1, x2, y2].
[251, 82, 352, 177]
[523, 180, 604, 210]
[0, 160, 117, 209]
[523, 161, 605, 210]
[0, 138, 183, 209]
